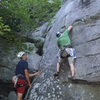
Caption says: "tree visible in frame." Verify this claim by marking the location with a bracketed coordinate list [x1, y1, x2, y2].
[0, 0, 61, 33]
[0, 0, 61, 48]
[0, 17, 11, 36]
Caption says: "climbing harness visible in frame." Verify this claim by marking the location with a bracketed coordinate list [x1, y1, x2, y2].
[12, 74, 24, 88]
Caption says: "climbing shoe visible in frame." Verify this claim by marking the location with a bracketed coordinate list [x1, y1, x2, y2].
[54, 72, 59, 77]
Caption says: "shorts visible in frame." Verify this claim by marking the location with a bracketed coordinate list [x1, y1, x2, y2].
[57, 47, 76, 65]
[58, 56, 74, 65]
[16, 79, 26, 94]
[68, 56, 74, 65]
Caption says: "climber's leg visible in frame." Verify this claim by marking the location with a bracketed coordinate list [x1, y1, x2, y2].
[54, 56, 62, 76]
[68, 57, 75, 77]
[69, 63, 75, 77]
[17, 93, 23, 100]
[54, 63, 60, 77]
[57, 63, 60, 73]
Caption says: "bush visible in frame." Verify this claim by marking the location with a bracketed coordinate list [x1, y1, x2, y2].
[0, 0, 61, 33]
[0, 0, 61, 51]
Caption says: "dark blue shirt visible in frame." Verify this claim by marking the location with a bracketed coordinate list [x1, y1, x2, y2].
[16, 60, 28, 80]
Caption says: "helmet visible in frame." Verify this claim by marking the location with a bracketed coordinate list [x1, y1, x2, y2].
[56, 32, 61, 37]
[17, 51, 25, 58]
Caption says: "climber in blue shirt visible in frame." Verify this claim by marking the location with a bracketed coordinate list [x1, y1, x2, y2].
[15, 51, 40, 100]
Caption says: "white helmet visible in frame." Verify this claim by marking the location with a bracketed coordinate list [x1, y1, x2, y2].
[17, 51, 25, 58]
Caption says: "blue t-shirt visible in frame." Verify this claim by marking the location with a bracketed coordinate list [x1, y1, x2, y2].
[16, 60, 28, 80]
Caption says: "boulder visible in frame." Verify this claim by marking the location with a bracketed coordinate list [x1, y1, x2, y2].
[31, 22, 49, 38]
[26, 22, 49, 55]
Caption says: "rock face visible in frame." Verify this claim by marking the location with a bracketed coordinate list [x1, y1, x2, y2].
[27, 0, 100, 100]
[41, 0, 100, 83]
[26, 22, 49, 55]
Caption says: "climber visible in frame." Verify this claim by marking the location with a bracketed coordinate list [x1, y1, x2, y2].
[14, 51, 40, 100]
[54, 25, 76, 78]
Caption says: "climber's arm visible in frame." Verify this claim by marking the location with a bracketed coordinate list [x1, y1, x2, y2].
[29, 71, 40, 77]
[61, 25, 72, 34]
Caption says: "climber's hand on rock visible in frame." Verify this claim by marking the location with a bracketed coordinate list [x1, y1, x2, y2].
[35, 71, 41, 76]
[29, 71, 41, 77]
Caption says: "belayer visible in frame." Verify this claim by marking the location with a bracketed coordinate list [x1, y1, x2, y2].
[12, 51, 40, 100]
[54, 25, 76, 78]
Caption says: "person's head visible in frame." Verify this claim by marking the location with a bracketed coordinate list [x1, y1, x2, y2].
[56, 32, 61, 38]
[17, 51, 27, 60]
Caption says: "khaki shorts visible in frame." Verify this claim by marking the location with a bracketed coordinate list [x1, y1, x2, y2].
[58, 56, 74, 65]
[57, 47, 75, 65]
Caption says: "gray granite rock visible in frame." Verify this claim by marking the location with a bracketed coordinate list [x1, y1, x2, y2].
[27, 0, 100, 99]
[8, 91, 17, 100]
[40, 0, 100, 82]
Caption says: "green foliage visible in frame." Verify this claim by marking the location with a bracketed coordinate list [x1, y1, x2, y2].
[0, 17, 11, 36]
[0, 0, 61, 33]
[0, 0, 61, 51]
[15, 41, 34, 53]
